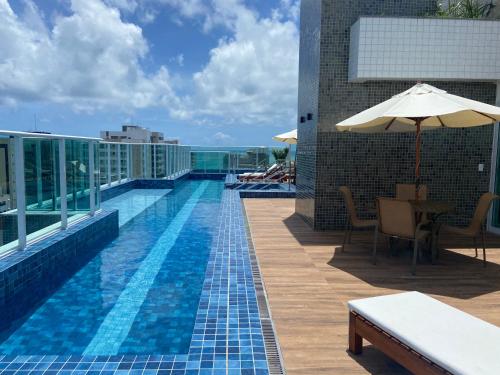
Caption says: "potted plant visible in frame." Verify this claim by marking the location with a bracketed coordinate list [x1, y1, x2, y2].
[272, 148, 289, 164]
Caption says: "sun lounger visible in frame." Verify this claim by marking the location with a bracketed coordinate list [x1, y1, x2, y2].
[238, 163, 281, 181]
[348, 291, 500, 375]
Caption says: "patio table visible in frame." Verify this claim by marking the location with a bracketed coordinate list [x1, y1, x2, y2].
[409, 200, 454, 218]
[409, 200, 454, 263]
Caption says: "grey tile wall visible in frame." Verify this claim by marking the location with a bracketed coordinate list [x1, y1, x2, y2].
[295, 0, 498, 230]
[295, 0, 321, 226]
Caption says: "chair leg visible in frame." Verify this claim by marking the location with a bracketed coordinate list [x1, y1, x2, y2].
[412, 239, 419, 276]
[347, 227, 353, 244]
[372, 227, 379, 265]
[342, 222, 349, 253]
[473, 237, 478, 258]
[431, 226, 439, 264]
[481, 228, 487, 267]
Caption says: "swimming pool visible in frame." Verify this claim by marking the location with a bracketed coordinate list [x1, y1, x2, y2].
[0, 180, 274, 374]
[0, 181, 220, 355]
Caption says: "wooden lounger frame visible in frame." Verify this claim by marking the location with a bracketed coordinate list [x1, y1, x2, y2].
[348, 311, 452, 375]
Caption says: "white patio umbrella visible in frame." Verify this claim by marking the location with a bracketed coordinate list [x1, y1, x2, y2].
[273, 129, 297, 144]
[336, 83, 500, 198]
[273, 129, 298, 190]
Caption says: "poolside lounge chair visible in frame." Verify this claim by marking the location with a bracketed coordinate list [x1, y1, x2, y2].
[348, 291, 500, 375]
[373, 198, 431, 275]
[396, 183, 428, 200]
[339, 187, 377, 252]
[440, 192, 499, 266]
[238, 163, 281, 181]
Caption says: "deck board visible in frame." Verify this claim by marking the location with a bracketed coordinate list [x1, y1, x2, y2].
[244, 198, 500, 375]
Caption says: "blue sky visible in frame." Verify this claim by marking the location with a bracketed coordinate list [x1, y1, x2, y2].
[0, 0, 299, 146]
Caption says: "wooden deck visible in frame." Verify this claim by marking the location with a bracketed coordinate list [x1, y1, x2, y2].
[243, 199, 500, 375]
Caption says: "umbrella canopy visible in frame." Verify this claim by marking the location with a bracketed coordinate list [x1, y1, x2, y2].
[336, 83, 500, 198]
[273, 129, 297, 144]
[337, 83, 500, 132]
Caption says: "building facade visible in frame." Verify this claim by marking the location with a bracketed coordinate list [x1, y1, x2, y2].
[100, 125, 179, 144]
[295, 0, 500, 230]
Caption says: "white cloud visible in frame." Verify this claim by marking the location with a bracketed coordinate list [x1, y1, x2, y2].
[139, 8, 158, 24]
[170, 53, 184, 67]
[276, 0, 300, 22]
[0, 0, 300, 130]
[104, 0, 138, 13]
[155, 0, 208, 25]
[187, 0, 300, 127]
[208, 131, 234, 145]
[0, 0, 179, 112]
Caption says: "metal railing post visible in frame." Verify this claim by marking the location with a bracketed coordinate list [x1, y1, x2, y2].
[143, 145, 146, 178]
[35, 140, 43, 207]
[14, 136, 27, 249]
[153, 145, 157, 179]
[117, 144, 121, 184]
[107, 143, 111, 186]
[174, 147, 177, 176]
[59, 139, 68, 229]
[127, 144, 131, 180]
[89, 142, 96, 215]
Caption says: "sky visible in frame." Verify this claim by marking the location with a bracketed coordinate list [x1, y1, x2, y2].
[0, 0, 300, 146]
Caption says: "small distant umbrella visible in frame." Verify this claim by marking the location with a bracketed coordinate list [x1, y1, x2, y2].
[336, 83, 500, 199]
[273, 129, 298, 190]
[273, 129, 297, 145]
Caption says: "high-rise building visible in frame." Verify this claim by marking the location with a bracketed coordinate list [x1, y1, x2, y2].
[100, 125, 179, 144]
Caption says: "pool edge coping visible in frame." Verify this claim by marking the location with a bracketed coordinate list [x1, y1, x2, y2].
[240, 200, 287, 375]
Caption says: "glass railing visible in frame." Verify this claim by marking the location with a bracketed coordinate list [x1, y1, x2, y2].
[0, 131, 100, 257]
[190, 146, 273, 174]
[0, 133, 280, 256]
[98, 142, 191, 187]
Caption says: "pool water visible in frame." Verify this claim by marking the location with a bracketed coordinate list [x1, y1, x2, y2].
[0, 180, 224, 356]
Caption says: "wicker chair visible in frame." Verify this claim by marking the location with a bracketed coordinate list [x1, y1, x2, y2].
[373, 198, 431, 275]
[440, 192, 499, 266]
[339, 186, 377, 252]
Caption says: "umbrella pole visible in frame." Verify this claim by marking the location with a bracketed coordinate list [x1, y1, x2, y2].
[288, 144, 291, 191]
[415, 119, 422, 200]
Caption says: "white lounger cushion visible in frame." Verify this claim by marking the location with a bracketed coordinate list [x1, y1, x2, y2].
[238, 164, 279, 178]
[348, 291, 500, 375]
[239, 172, 264, 177]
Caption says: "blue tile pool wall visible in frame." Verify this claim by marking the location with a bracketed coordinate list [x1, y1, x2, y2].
[101, 180, 136, 202]
[101, 174, 190, 202]
[186, 189, 269, 375]
[0, 210, 119, 336]
[189, 174, 227, 181]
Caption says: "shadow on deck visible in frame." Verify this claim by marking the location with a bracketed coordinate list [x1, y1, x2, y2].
[244, 198, 500, 375]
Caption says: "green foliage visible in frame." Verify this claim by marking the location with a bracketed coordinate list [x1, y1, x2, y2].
[272, 147, 289, 163]
[436, 0, 491, 18]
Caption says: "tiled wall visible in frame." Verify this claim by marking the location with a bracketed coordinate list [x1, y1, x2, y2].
[295, 0, 499, 230]
[0, 210, 119, 333]
[295, 0, 321, 226]
[349, 17, 500, 82]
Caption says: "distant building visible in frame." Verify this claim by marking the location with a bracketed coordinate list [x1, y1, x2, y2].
[100, 125, 179, 144]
